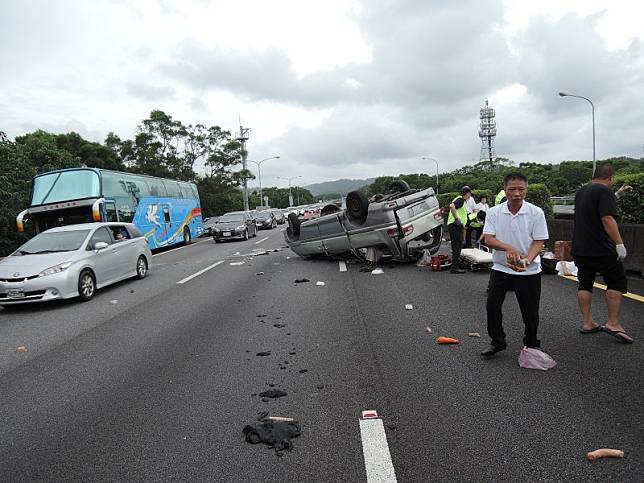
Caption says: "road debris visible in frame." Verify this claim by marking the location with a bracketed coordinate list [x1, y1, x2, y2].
[230, 261, 245, 266]
[586, 448, 624, 461]
[371, 268, 384, 275]
[256, 351, 272, 357]
[405, 304, 413, 310]
[259, 389, 287, 398]
[316, 281, 325, 286]
[273, 323, 286, 328]
[256, 272, 265, 276]
[242, 418, 301, 454]
[518, 347, 557, 370]
[16, 346, 28, 353]
[299, 369, 308, 373]
[109, 299, 118, 304]
[425, 327, 432, 334]
[437, 337, 460, 344]
[468, 332, 481, 338]
[294, 278, 310, 283]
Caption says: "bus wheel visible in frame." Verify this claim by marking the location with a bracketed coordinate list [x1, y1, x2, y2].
[183, 227, 191, 245]
[78, 270, 96, 302]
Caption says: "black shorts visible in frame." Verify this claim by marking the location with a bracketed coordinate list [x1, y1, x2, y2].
[573, 255, 627, 294]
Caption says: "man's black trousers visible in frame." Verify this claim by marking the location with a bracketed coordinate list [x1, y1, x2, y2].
[448, 222, 462, 270]
[486, 269, 541, 348]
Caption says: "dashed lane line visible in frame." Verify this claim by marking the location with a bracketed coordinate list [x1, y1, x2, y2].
[255, 236, 270, 245]
[176, 260, 224, 285]
[153, 238, 209, 257]
[360, 411, 397, 483]
[561, 275, 644, 303]
[339, 261, 347, 272]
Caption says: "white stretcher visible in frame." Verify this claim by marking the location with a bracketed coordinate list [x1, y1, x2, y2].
[460, 246, 493, 271]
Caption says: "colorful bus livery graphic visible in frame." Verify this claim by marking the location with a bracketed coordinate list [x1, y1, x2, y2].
[18, 168, 204, 249]
[136, 200, 203, 249]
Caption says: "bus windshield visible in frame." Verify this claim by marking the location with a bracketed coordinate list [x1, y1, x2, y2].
[31, 170, 100, 206]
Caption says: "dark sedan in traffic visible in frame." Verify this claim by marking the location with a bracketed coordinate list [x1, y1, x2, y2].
[212, 212, 257, 242]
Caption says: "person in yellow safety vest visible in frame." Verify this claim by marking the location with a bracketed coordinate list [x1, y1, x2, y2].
[447, 186, 472, 273]
[465, 210, 486, 248]
[495, 189, 507, 205]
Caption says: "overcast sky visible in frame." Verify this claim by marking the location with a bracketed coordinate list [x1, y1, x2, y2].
[2, 0, 643, 187]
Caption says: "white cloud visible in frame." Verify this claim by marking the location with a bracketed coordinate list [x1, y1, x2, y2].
[1, 0, 642, 186]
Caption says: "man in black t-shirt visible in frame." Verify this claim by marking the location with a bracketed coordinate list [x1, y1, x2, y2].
[572, 164, 632, 343]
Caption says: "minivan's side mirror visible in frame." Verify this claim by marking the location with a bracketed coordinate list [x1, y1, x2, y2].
[94, 241, 109, 251]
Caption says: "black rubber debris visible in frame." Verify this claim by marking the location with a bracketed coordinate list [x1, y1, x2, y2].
[316, 384, 324, 390]
[299, 369, 308, 373]
[256, 351, 272, 357]
[288, 352, 296, 355]
[259, 389, 287, 399]
[243, 419, 301, 453]
[273, 323, 286, 328]
[257, 314, 267, 318]
[294, 278, 310, 283]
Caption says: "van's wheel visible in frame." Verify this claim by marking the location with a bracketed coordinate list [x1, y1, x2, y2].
[320, 204, 341, 216]
[346, 190, 369, 223]
[135, 256, 148, 279]
[183, 227, 191, 245]
[287, 213, 301, 237]
[389, 179, 410, 193]
[244, 229, 249, 240]
[78, 270, 96, 302]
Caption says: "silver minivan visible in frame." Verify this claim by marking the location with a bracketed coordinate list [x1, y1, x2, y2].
[0, 223, 152, 305]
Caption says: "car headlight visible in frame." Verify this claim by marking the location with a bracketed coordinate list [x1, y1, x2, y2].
[38, 261, 72, 277]
[236, 225, 245, 231]
[212, 228, 220, 233]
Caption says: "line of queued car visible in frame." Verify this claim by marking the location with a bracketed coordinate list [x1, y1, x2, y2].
[210, 208, 286, 242]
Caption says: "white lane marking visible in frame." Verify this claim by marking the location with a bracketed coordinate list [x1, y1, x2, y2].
[255, 236, 269, 245]
[360, 417, 397, 483]
[176, 260, 224, 284]
[153, 238, 209, 257]
[339, 261, 347, 272]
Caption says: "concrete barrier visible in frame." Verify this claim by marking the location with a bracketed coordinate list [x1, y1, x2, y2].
[547, 220, 643, 275]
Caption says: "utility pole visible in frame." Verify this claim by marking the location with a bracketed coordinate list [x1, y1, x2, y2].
[235, 120, 251, 211]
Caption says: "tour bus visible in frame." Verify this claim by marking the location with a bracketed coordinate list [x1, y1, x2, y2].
[17, 167, 204, 249]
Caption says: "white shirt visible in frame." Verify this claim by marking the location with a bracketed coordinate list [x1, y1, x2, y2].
[482, 201, 549, 275]
[466, 196, 476, 213]
[474, 202, 489, 212]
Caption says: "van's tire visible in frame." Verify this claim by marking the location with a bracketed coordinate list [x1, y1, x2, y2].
[320, 204, 341, 216]
[389, 179, 410, 193]
[135, 256, 148, 279]
[346, 190, 369, 223]
[287, 213, 301, 237]
[78, 270, 96, 302]
[183, 227, 191, 245]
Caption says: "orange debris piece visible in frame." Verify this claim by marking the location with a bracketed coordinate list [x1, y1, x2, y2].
[437, 337, 460, 345]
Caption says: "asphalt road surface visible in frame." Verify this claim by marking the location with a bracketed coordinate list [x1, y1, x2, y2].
[1, 230, 642, 482]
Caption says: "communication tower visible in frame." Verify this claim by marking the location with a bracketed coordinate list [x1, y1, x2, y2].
[478, 99, 497, 163]
[235, 120, 251, 211]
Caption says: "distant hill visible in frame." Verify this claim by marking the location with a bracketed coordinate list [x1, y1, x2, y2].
[304, 178, 375, 196]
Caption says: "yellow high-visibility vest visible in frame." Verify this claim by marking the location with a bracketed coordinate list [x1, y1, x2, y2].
[447, 196, 468, 225]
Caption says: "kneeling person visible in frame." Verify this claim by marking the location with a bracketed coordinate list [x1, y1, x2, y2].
[481, 173, 549, 356]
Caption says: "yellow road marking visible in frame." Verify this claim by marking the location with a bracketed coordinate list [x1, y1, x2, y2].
[561, 275, 644, 303]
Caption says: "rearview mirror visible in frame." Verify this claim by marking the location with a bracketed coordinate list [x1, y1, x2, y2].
[94, 241, 109, 251]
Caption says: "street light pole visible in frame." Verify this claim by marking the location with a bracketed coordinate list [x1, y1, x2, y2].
[421, 156, 440, 194]
[248, 155, 280, 207]
[277, 175, 302, 207]
[558, 92, 596, 176]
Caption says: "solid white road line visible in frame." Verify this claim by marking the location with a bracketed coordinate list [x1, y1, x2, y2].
[176, 260, 224, 285]
[255, 236, 269, 245]
[360, 417, 397, 483]
[153, 238, 209, 257]
[339, 261, 347, 272]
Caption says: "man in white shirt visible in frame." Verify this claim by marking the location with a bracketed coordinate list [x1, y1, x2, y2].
[474, 195, 489, 213]
[481, 173, 549, 356]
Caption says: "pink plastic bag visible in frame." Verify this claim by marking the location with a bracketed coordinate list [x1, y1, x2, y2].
[518, 346, 557, 370]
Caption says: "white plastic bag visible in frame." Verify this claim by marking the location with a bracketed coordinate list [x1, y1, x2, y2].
[518, 347, 557, 370]
[556, 260, 578, 276]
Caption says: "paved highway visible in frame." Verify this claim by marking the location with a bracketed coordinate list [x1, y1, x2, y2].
[1, 230, 642, 482]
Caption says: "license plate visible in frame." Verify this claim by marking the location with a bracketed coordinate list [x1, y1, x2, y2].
[223, 232, 231, 237]
[7, 289, 25, 299]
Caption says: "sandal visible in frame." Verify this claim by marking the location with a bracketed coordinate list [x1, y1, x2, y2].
[579, 325, 603, 334]
[603, 327, 634, 344]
